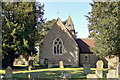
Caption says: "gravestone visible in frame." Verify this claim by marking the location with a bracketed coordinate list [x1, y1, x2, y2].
[48, 63, 53, 68]
[95, 70, 103, 78]
[61, 73, 71, 79]
[17, 61, 23, 65]
[28, 60, 34, 70]
[96, 60, 104, 70]
[108, 62, 115, 69]
[5, 66, 12, 78]
[30, 73, 39, 78]
[28, 66, 32, 70]
[44, 59, 48, 68]
[107, 69, 118, 78]
[83, 64, 90, 75]
[117, 63, 120, 75]
[28, 60, 34, 67]
[87, 74, 98, 80]
[59, 61, 64, 68]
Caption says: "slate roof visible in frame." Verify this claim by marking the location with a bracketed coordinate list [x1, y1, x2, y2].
[76, 38, 95, 53]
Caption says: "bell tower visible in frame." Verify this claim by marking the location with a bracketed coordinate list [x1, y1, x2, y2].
[65, 16, 76, 38]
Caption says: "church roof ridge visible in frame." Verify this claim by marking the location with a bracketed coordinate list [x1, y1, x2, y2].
[52, 17, 78, 45]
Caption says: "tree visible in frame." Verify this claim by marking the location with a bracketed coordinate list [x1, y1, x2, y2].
[86, 2, 120, 57]
[2, 2, 44, 68]
[36, 19, 56, 46]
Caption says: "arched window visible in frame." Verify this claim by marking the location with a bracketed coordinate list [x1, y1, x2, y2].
[53, 37, 63, 55]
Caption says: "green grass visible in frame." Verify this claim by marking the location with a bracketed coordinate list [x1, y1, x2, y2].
[12, 69, 86, 78]
[11, 67, 108, 79]
[2, 67, 120, 79]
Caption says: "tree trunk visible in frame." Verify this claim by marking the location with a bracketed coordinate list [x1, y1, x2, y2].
[2, 53, 15, 68]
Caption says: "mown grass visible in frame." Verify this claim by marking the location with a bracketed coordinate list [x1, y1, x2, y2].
[12, 69, 86, 78]
[2, 66, 118, 79]
[11, 67, 108, 78]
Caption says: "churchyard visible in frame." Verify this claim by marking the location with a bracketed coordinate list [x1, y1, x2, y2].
[0, 66, 108, 79]
[0, 60, 120, 79]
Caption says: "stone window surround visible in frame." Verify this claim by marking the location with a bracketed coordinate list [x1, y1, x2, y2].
[53, 37, 63, 55]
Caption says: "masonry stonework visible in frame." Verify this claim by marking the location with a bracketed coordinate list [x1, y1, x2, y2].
[40, 18, 79, 67]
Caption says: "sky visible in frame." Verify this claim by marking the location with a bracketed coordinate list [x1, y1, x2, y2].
[39, 1, 93, 38]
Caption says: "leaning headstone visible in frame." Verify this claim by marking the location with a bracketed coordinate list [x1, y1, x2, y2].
[5, 66, 12, 78]
[95, 70, 103, 78]
[83, 64, 90, 75]
[116, 63, 120, 75]
[59, 61, 64, 68]
[87, 74, 98, 80]
[96, 60, 104, 70]
[107, 69, 118, 78]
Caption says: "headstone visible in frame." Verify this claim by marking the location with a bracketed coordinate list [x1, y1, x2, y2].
[106, 55, 119, 69]
[28, 60, 34, 67]
[107, 69, 118, 78]
[28, 65, 32, 70]
[108, 62, 115, 69]
[83, 64, 90, 75]
[95, 70, 103, 78]
[96, 60, 104, 70]
[30, 73, 39, 78]
[87, 74, 98, 80]
[116, 63, 120, 75]
[40, 59, 45, 65]
[28, 60, 34, 70]
[61, 73, 71, 79]
[18, 61, 23, 65]
[59, 61, 64, 68]
[5, 66, 12, 78]
[48, 63, 53, 68]
[44, 59, 48, 68]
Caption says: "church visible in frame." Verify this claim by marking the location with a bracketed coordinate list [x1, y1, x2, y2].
[39, 16, 107, 67]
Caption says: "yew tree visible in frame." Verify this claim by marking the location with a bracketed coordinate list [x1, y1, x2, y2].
[86, 2, 120, 57]
[2, 2, 44, 68]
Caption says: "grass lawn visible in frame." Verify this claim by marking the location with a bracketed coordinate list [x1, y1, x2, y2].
[12, 68, 86, 78]
[12, 67, 108, 78]
[2, 66, 119, 79]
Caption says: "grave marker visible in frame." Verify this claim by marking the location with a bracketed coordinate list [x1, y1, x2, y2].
[96, 60, 104, 70]
[83, 64, 90, 75]
[5, 66, 12, 78]
[117, 63, 120, 75]
[107, 69, 118, 78]
[95, 70, 103, 78]
[87, 74, 98, 80]
[59, 61, 64, 68]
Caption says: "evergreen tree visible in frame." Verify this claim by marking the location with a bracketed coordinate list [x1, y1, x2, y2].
[86, 2, 120, 57]
[2, 2, 44, 68]
[37, 19, 56, 46]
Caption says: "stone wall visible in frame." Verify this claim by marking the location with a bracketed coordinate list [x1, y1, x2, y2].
[80, 53, 98, 68]
[80, 53, 108, 68]
[40, 19, 79, 67]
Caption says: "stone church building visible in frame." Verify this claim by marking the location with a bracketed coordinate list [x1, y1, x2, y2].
[40, 16, 108, 67]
